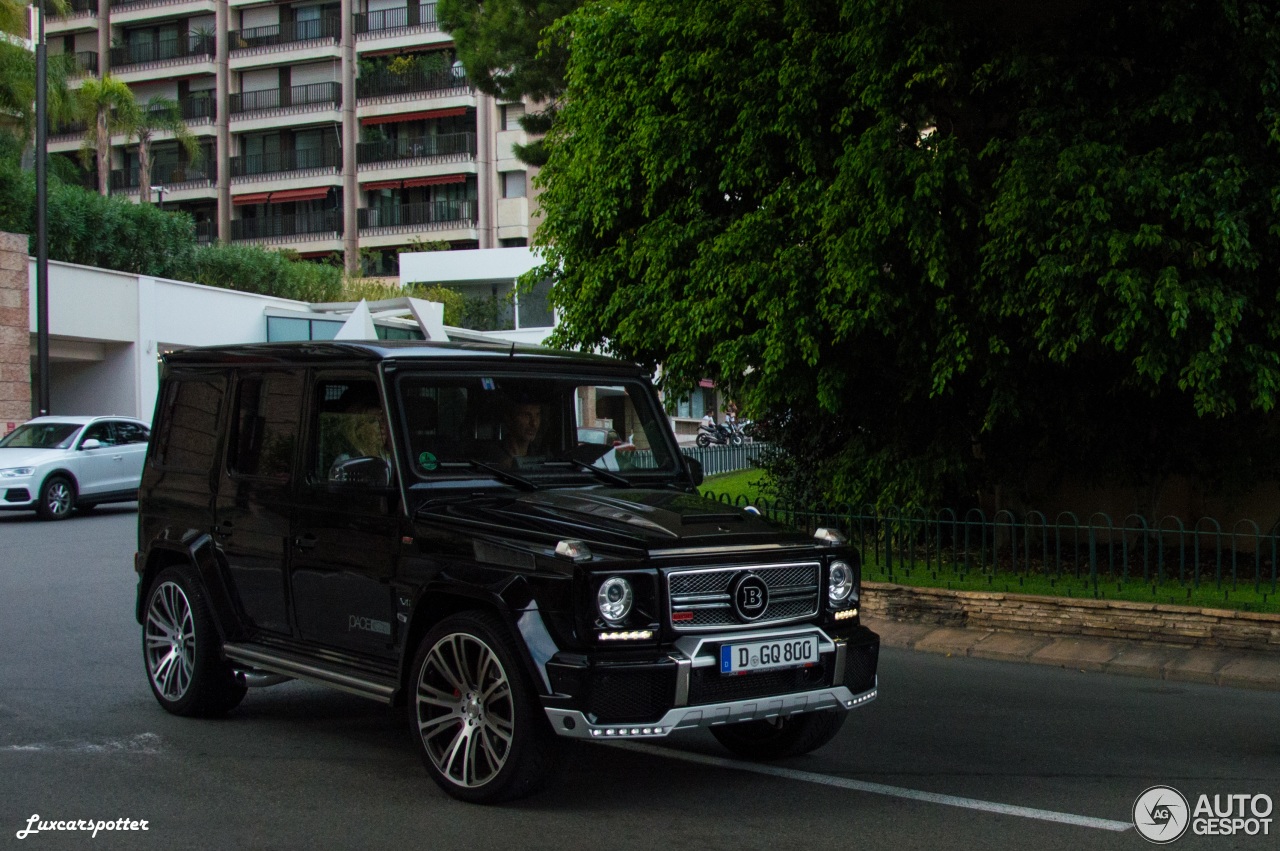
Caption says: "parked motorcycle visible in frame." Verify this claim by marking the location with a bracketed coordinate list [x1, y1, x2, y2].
[696, 420, 744, 448]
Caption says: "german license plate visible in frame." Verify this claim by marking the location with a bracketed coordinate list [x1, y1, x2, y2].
[719, 636, 820, 674]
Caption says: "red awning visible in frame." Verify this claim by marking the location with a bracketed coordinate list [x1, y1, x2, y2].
[361, 179, 404, 191]
[268, 187, 331, 203]
[403, 174, 466, 187]
[232, 192, 271, 206]
[698, 378, 716, 389]
[360, 43, 453, 58]
[360, 107, 468, 126]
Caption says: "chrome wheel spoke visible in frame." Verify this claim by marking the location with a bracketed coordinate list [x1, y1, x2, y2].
[146, 581, 195, 702]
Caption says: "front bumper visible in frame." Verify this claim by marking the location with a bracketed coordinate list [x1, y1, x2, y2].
[543, 623, 879, 739]
[0, 483, 34, 510]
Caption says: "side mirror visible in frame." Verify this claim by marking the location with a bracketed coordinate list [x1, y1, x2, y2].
[329, 456, 393, 488]
[683, 455, 704, 487]
[80, 438, 103, 450]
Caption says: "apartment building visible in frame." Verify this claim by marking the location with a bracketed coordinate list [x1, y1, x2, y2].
[43, 0, 536, 276]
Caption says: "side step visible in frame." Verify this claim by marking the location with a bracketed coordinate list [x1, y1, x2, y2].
[222, 642, 399, 705]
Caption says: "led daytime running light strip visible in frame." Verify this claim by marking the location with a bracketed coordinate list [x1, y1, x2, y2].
[834, 608, 859, 621]
[591, 726, 668, 737]
[598, 630, 654, 641]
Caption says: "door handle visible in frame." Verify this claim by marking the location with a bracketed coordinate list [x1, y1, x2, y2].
[294, 534, 319, 550]
[111, 454, 123, 461]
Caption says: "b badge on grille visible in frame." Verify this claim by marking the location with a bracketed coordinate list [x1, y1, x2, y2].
[730, 573, 769, 622]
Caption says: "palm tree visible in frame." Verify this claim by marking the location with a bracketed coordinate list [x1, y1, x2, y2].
[127, 95, 200, 205]
[0, 0, 76, 145]
[77, 74, 137, 195]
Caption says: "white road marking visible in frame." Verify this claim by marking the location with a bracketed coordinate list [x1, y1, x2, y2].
[0, 733, 162, 754]
[606, 741, 1133, 833]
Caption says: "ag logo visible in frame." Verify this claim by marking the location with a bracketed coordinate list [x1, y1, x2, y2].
[730, 573, 769, 622]
[1134, 785, 1190, 844]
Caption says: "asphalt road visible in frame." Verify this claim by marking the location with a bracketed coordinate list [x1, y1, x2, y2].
[1, 507, 1277, 850]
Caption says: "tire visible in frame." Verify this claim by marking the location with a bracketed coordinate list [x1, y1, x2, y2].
[142, 566, 246, 717]
[409, 611, 560, 804]
[36, 475, 75, 521]
[730, 433, 744, 447]
[695, 433, 711, 448]
[710, 709, 847, 760]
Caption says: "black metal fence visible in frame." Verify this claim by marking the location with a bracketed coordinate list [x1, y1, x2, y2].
[230, 146, 341, 177]
[698, 497, 1280, 600]
[230, 17, 340, 49]
[357, 200, 477, 231]
[357, 68, 469, 100]
[110, 34, 215, 68]
[356, 132, 475, 165]
[230, 82, 341, 114]
[680, 442, 769, 476]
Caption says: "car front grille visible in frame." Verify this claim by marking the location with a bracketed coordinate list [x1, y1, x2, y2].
[667, 562, 821, 632]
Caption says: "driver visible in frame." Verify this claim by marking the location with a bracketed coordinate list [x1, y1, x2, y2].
[499, 399, 544, 467]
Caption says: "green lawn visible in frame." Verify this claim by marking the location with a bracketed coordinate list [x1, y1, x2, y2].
[700, 468, 771, 506]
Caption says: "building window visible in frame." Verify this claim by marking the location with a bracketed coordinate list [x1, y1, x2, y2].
[500, 102, 524, 131]
[501, 171, 526, 199]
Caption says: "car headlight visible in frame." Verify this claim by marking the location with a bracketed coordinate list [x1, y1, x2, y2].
[829, 560, 855, 605]
[597, 576, 634, 624]
[0, 467, 34, 478]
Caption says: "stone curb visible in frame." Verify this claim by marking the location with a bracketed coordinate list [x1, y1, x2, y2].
[863, 616, 1280, 692]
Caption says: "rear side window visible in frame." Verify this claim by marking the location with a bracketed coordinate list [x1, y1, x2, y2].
[114, 421, 150, 445]
[155, 376, 226, 472]
[227, 373, 303, 480]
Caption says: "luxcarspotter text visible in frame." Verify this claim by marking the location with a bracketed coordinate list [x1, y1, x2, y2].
[16, 815, 149, 839]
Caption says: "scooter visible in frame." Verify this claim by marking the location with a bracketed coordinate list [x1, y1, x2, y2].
[696, 421, 744, 448]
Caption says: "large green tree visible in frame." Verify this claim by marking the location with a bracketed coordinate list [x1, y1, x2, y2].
[535, 0, 1280, 509]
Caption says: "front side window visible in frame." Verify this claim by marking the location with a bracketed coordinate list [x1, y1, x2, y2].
[312, 379, 392, 486]
[396, 374, 678, 482]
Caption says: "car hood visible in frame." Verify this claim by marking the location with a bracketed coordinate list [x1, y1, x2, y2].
[0, 447, 59, 468]
[417, 487, 812, 552]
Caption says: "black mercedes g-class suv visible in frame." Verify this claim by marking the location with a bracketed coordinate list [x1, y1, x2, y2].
[135, 341, 878, 803]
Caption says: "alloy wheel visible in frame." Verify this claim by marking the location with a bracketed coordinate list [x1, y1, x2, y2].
[45, 481, 71, 516]
[414, 632, 515, 789]
[144, 581, 196, 702]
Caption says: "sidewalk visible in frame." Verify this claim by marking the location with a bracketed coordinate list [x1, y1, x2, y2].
[863, 615, 1280, 692]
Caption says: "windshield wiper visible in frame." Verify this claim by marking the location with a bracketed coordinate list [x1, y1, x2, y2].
[568, 458, 632, 488]
[467, 460, 539, 491]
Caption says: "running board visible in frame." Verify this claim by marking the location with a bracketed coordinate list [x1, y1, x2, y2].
[222, 643, 399, 704]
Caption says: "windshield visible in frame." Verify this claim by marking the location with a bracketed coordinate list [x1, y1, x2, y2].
[0, 422, 82, 450]
[395, 374, 680, 482]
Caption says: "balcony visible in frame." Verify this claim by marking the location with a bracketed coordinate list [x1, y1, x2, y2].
[194, 220, 216, 243]
[173, 95, 216, 122]
[356, 131, 474, 165]
[110, 33, 215, 69]
[230, 146, 341, 178]
[61, 0, 98, 12]
[230, 82, 341, 115]
[229, 17, 340, 51]
[109, 159, 217, 191]
[357, 68, 469, 101]
[68, 51, 98, 76]
[357, 199, 477, 232]
[231, 210, 343, 241]
[354, 3, 438, 34]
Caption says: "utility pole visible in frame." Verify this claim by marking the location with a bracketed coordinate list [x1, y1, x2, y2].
[34, 0, 50, 416]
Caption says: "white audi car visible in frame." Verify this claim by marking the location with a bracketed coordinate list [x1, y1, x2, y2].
[0, 416, 151, 520]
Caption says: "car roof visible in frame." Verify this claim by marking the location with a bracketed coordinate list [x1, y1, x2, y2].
[161, 340, 644, 372]
[21, 416, 146, 426]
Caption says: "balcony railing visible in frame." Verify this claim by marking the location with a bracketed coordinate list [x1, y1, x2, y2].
[58, 0, 97, 15]
[357, 199, 477, 231]
[356, 131, 475, 165]
[357, 68, 469, 100]
[231, 210, 343, 240]
[230, 82, 341, 114]
[174, 95, 216, 121]
[110, 159, 217, 190]
[194, 220, 216, 243]
[354, 3, 438, 34]
[110, 34, 215, 68]
[230, 16, 340, 50]
[50, 119, 88, 137]
[67, 51, 98, 75]
[230, 146, 342, 177]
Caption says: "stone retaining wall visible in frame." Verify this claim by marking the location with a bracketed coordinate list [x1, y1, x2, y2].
[862, 581, 1280, 653]
[0, 230, 29, 431]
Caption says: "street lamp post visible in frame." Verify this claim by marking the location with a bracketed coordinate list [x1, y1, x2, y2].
[33, 0, 50, 417]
